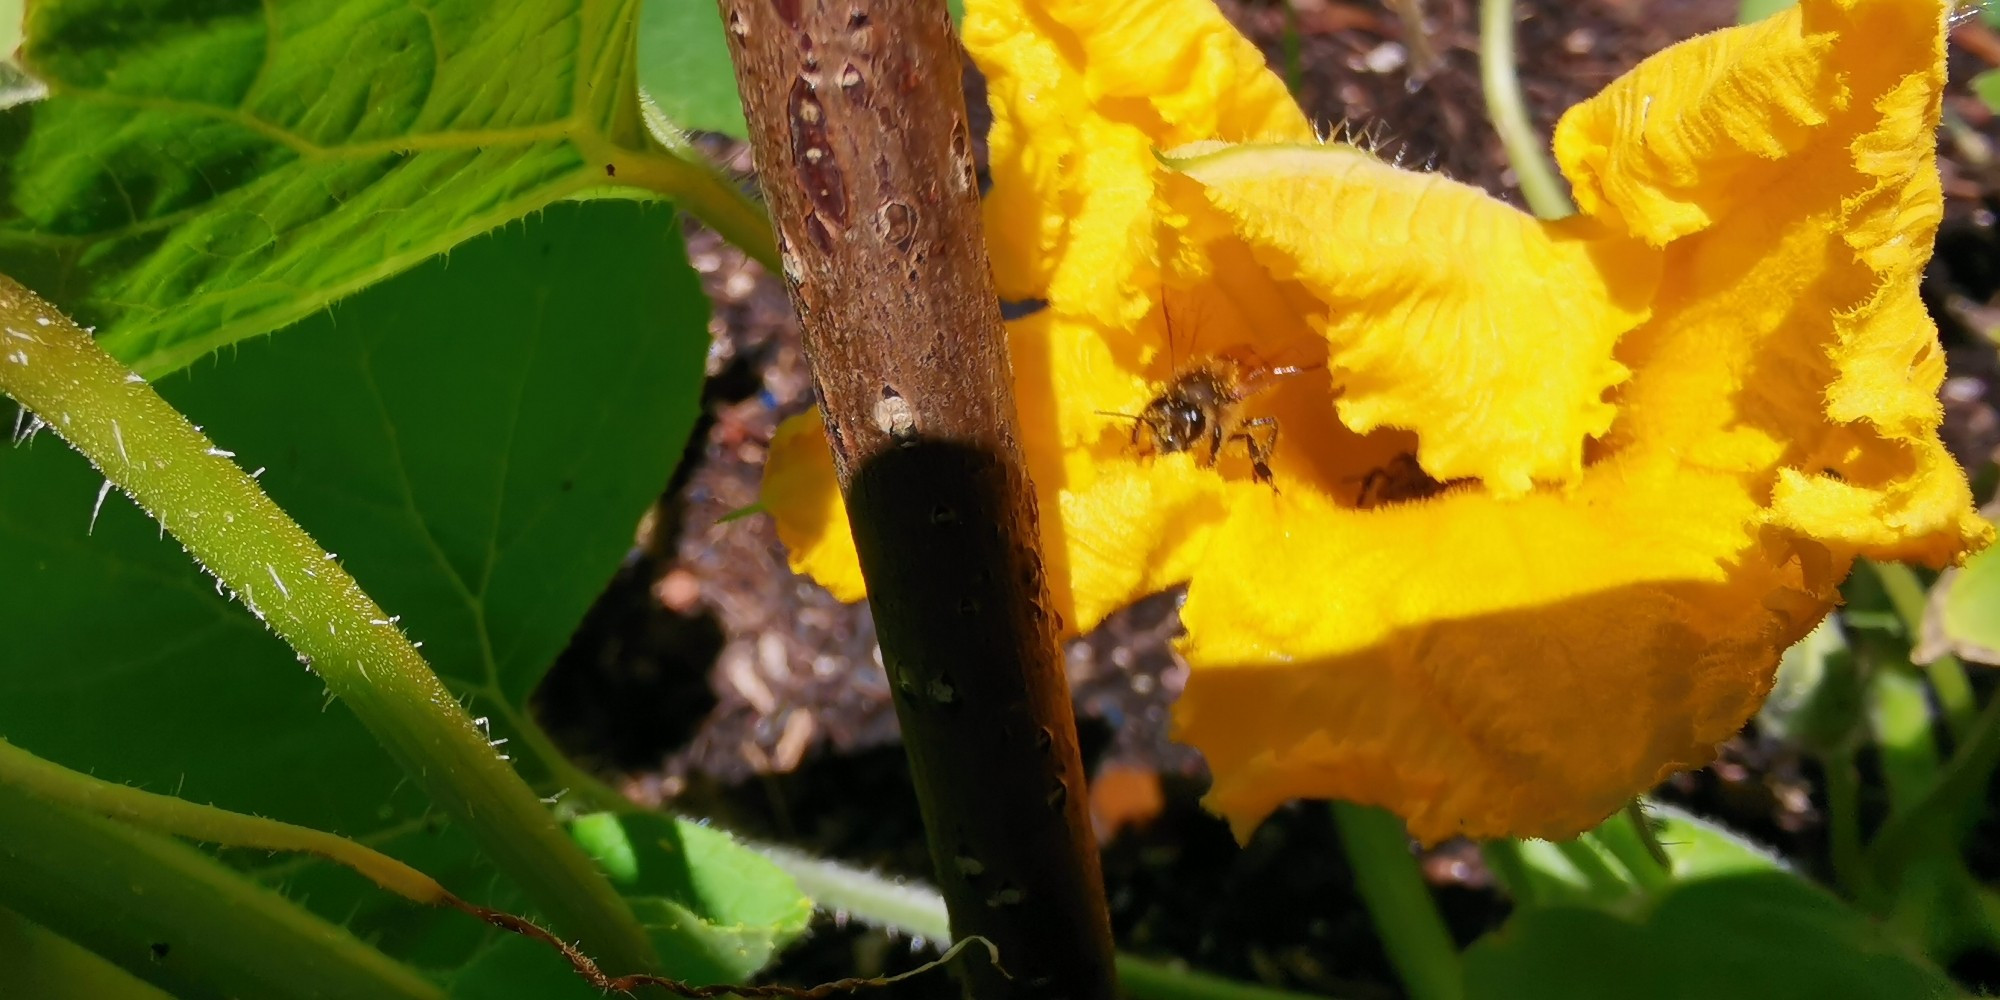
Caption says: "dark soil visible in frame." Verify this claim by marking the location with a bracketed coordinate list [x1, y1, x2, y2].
[533, 2, 2000, 996]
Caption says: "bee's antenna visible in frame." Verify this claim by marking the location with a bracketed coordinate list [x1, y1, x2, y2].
[1096, 408, 1149, 448]
[1161, 288, 1179, 376]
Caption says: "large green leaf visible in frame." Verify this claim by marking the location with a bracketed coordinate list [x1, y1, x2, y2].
[0, 907, 177, 1000]
[0, 0, 648, 377]
[0, 199, 705, 966]
[1465, 872, 1958, 1000]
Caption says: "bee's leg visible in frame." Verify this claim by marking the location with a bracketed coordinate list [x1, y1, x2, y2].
[1200, 418, 1224, 469]
[1232, 416, 1280, 489]
[1356, 467, 1387, 508]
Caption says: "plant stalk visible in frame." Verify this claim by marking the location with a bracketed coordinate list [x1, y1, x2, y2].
[0, 277, 658, 975]
[1479, 839, 1537, 905]
[1333, 803, 1464, 1000]
[1869, 688, 2000, 885]
[754, 843, 1338, 1000]
[1871, 560, 1976, 741]
[0, 738, 452, 907]
[1592, 804, 1671, 892]
[716, 2, 1117, 997]
[0, 781, 443, 1000]
[1478, 0, 1574, 219]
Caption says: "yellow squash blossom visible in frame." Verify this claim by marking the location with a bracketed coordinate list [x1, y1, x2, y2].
[763, 0, 1990, 843]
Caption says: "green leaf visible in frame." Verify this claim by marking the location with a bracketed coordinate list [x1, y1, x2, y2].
[638, 0, 747, 140]
[0, 0, 649, 377]
[0, 198, 707, 963]
[1647, 802, 1788, 881]
[1918, 524, 2000, 665]
[1974, 71, 2000, 117]
[0, 907, 178, 1000]
[1758, 617, 1865, 756]
[570, 812, 813, 986]
[0, 783, 444, 1000]
[449, 933, 603, 999]
[1870, 666, 1942, 814]
[1466, 872, 1960, 1000]
[1737, 0, 1798, 23]
[1505, 837, 1638, 909]
[637, 0, 964, 140]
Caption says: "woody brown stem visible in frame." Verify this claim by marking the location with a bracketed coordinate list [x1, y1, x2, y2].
[715, 2, 1117, 999]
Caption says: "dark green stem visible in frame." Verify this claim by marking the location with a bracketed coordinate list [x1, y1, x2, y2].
[1116, 957, 1351, 1000]
[754, 842, 1338, 1000]
[0, 277, 657, 974]
[0, 738, 452, 907]
[1592, 804, 1671, 892]
[1824, 750, 1879, 906]
[1553, 837, 1630, 897]
[1333, 803, 1464, 1000]
[1479, 840, 1537, 906]
[1872, 560, 1976, 741]
[0, 781, 441, 1000]
[1868, 690, 2000, 886]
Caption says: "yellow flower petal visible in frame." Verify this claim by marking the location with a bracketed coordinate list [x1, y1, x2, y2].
[1175, 456, 1832, 843]
[1171, 0, 1987, 842]
[1171, 141, 1658, 495]
[762, 0, 1990, 847]
[761, 411, 866, 603]
[965, 0, 1313, 325]
[1031, 0, 1309, 139]
[1551, 4, 1842, 245]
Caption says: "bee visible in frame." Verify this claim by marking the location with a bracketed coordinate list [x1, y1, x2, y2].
[1114, 346, 1316, 489]
[1354, 452, 1454, 508]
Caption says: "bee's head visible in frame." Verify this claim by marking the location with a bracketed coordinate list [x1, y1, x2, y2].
[1137, 394, 1207, 453]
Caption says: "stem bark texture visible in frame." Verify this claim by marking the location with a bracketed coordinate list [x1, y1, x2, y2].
[717, 2, 1117, 997]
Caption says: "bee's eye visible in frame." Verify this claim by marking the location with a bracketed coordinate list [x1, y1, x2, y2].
[1177, 403, 1205, 435]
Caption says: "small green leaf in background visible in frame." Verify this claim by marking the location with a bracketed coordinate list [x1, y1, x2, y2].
[1973, 70, 2000, 117]
[1646, 803, 1789, 881]
[0, 198, 708, 974]
[637, 0, 964, 141]
[639, 0, 748, 140]
[1737, 0, 1798, 23]
[1918, 524, 2000, 665]
[571, 813, 813, 986]
[1505, 838, 1637, 910]
[1465, 872, 1959, 1000]
[0, 0, 647, 377]
[1757, 617, 1865, 756]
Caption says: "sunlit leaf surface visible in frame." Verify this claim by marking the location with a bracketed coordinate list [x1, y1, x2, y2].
[0, 0, 646, 376]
